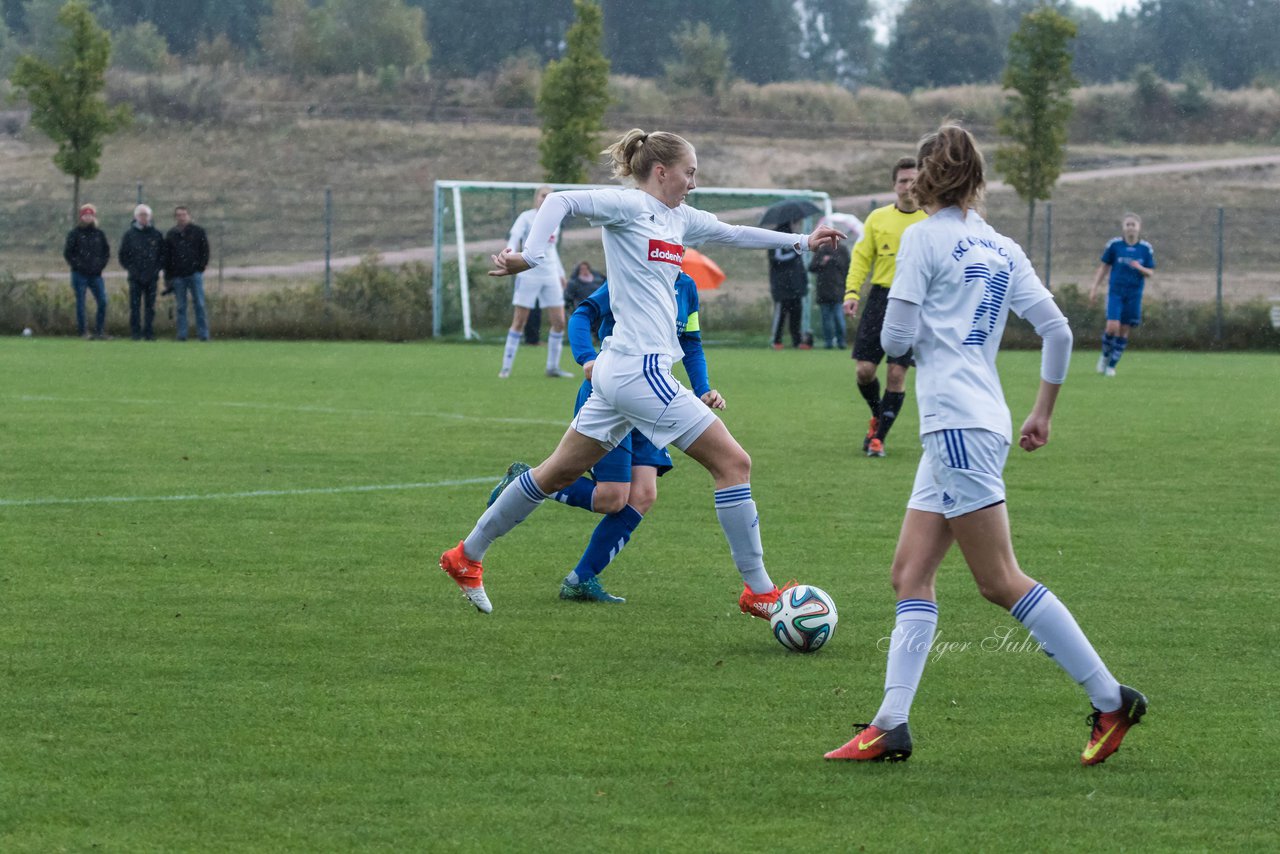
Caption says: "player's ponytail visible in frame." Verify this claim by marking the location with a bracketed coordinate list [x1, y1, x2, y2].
[913, 124, 985, 215]
[603, 129, 692, 185]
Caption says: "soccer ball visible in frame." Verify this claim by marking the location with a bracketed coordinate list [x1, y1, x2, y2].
[769, 585, 838, 653]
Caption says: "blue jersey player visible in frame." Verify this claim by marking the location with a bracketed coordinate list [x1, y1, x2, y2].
[1089, 213, 1155, 377]
[489, 272, 724, 603]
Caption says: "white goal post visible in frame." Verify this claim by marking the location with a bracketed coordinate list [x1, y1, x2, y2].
[432, 180, 833, 340]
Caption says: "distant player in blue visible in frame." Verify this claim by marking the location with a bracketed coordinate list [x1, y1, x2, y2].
[1089, 213, 1155, 377]
[488, 272, 723, 603]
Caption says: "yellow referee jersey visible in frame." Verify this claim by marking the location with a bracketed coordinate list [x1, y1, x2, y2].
[843, 204, 928, 301]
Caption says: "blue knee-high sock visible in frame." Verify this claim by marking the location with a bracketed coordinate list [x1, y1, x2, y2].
[551, 476, 597, 510]
[1101, 332, 1115, 358]
[567, 505, 643, 583]
[1108, 336, 1129, 368]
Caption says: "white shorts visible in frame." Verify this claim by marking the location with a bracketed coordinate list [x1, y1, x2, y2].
[512, 273, 562, 309]
[571, 349, 718, 452]
[907, 428, 1009, 519]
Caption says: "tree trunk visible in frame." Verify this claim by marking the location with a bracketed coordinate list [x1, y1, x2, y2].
[1024, 198, 1036, 255]
[72, 176, 81, 225]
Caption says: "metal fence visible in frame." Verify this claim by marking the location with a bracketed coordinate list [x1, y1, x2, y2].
[4, 179, 1278, 323]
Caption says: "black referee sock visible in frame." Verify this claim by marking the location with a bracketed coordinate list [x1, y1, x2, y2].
[878, 391, 906, 439]
[857, 378, 881, 417]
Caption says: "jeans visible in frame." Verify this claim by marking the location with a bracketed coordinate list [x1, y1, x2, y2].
[171, 272, 209, 341]
[70, 271, 107, 336]
[819, 303, 847, 348]
[128, 276, 159, 340]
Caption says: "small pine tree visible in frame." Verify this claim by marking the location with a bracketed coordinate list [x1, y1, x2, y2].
[994, 6, 1077, 253]
[10, 1, 131, 220]
[537, 0, 610, 184]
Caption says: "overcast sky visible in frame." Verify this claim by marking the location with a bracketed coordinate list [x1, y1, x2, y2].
[872, 0, 1139, 43]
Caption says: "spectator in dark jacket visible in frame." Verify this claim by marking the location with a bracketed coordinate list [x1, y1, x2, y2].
[768, 221, 809, 349]
[63, 203, 111, 339]
[564, 261, 604, 314]
[119, 204, 166, 341]
[809, 242, 851, 349]
[163, 206, 211, 341]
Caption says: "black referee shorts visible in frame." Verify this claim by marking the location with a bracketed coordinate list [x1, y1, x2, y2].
[851, 285, 913, 367]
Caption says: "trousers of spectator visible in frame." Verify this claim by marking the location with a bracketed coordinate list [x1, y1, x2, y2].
[171, 272, 210, 341]
[772, 296, 803, 347]
[524, 302, 542, 345]
[819, 302, 846, 348]
[128, 276, 159, 340]
[70, 271, 107, 337]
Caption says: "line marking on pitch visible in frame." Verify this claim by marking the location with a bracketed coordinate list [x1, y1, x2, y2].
[4, 395, 564, 427]
[0, 477, 497, 508]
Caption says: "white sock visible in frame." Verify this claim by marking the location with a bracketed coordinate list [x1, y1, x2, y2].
[546, 330, 565, 372]
[714, 484, 773, 594]
[872, 599, 938, 729]
[463, 469, 547, 560]
[1012, 583, 1122, 712]
[501, 330, 521, 374]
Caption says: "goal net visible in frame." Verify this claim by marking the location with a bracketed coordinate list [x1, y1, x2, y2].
[432, 180, 833, 340]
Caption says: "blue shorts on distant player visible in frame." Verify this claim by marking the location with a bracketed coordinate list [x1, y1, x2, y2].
[1106, 286, 1144, 327]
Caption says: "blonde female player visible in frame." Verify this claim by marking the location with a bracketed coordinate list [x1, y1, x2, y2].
[824, 125, 1146, 766]
[439, 128, 845, 619]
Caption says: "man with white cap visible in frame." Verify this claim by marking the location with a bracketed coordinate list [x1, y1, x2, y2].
[119, 203, 166, 341]
[62, 203, 112, 339]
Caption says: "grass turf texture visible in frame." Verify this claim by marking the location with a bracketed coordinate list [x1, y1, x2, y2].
[2, 338, 1277, 851]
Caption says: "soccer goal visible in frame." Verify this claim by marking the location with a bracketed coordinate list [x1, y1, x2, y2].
[432, 180, 833, 340]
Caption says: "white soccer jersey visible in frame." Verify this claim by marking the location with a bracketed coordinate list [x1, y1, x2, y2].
[522, 188, 805, 359]
[507, 208, 563, 285]
[889, 206, 1054, 440]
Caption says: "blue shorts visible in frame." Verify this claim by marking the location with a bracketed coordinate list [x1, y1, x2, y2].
[1106, 286, 1144, 327]
[573, 380, 674, 483]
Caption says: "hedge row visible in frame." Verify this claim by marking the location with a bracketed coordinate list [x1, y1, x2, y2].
[3, 261, 1277, 351]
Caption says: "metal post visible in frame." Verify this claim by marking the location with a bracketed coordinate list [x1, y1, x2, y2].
[432, 183, 444, 338]
[1044, 201, 1053, 290]
[1215, 206, 1224, 342]
[217, 223, 224, 293]
[324, 187, 333, 300]
[453, 185, 476, 340]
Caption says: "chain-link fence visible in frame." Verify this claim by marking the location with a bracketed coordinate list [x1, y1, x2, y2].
[3, 176, 1278, 345]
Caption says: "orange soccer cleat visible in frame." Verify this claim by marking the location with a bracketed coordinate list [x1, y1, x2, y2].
[1082, 685, 1147, 765]
[439, 540, 493, 614]
[738, 579, 797, 620]
[866, 437, 886, 457]
[825, 722, 913, 762]
[862, 417, 879, 454]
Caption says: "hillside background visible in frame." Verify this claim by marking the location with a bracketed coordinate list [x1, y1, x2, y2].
[3, 0, 1279, 343]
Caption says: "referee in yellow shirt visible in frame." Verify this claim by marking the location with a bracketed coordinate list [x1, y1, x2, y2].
[844, 157, 928, 457]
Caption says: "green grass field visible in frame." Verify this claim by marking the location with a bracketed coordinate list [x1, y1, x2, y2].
[2, 338, 1277, 851]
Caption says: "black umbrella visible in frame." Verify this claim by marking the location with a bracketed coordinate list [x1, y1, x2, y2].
[758, 198, 822, 228]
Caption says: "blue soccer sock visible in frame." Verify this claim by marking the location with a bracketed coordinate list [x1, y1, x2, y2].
[714, 484, 773, 594]
[1100, 332, 1115, 358]
[464, 469, 547, 560]
[1012, 583, 1122, 712]
[551, 476, 597, 510]
[872, 599, 939, 730]
[1108, 336, 1129, 368]
[565, 504, 644, 584]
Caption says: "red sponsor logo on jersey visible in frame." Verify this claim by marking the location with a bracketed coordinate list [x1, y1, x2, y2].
[648, 239, 685, 266]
